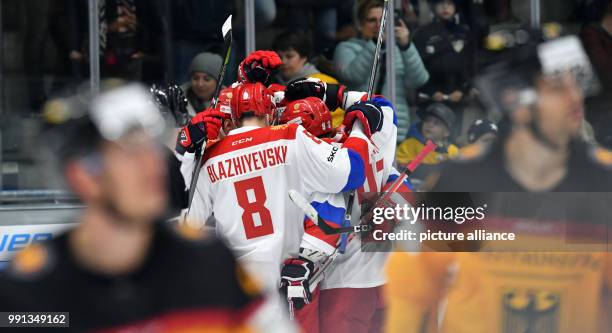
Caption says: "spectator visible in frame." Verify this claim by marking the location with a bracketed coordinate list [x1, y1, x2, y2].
[171, 0, 235, 83]
[66, 0, 160, 82]
[396, 103, 459, 181]
[334, 0, 429, 142]
[271, 31, 345, 127]
[272, 32, 325, 85]
[276, 0, 338, 55]
[100, 0, 158, 80]
[413, 0, 473, 134]
[466, 118, 498, 145]
[180, 52, 223, 115]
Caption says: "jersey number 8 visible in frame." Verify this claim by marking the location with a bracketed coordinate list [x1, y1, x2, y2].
[234, 176, 274, 239]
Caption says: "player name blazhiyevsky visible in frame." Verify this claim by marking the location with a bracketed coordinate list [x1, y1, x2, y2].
[207, 145, 288, 183]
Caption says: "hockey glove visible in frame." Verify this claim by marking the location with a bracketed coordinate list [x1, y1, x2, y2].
[280, 257, 315, 313]
[342, 98, 386, 138]
[175, 109, 224, 154]
[285, 77, 345, 111]
[238, 50, 282, 85]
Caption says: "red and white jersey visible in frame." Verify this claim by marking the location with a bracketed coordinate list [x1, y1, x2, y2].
[187, 123, 368, 291]
[310, 100, 399, 290]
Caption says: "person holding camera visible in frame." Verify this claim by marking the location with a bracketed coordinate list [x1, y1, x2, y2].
[333, 0, 429, 143]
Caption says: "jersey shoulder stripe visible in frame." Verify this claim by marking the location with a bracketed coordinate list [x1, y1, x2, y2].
[204, 124, 298, 160]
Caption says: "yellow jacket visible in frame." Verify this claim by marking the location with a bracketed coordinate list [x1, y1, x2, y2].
[396, 137, 459, 166]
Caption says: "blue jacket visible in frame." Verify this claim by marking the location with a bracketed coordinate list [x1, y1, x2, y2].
[333, 38, 429, 142]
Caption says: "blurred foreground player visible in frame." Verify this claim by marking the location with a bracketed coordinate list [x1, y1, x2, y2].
[0, 84, 294, 332]
[385, 28, 612, 333]
[426, 29, 612, 192]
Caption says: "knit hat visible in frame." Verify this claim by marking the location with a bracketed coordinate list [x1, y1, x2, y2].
[188, 52, 223, 78]
[417, 103, 456, 130]
[467, 119, 498, 143]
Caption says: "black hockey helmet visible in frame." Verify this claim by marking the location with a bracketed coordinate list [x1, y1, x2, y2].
[150, 84, 190, 128]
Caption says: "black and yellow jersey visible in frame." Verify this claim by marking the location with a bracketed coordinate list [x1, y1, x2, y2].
[0, 221, 265, 332]
[386, 139, 612, 333]
[386, 252, 611, 333]
[429, 140, 612, 191]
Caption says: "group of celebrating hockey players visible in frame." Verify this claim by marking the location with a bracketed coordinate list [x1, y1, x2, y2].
[182, 49, 405, 332]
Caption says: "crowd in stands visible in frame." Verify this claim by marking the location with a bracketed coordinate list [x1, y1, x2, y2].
[4, 0, 612, 188]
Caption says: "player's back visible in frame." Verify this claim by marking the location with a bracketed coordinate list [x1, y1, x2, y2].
[190, 123, 366, 289]
[321, 99, 399, 290]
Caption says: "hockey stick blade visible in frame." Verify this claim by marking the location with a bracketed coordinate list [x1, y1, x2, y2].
[288, 190, 371, 235]
[221, 14, 232, 37]
[185, 15, 233, 215]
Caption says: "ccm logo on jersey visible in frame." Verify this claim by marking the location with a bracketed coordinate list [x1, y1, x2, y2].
[232, 137, 253, 146]
[327, 146, 339, 162]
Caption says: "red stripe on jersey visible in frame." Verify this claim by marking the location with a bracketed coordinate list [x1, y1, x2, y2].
[376, 159, 384, 172]
[342, 136, 370, 167]
[95, 298, 264, 332]
[304, 218, 340, 247]
[365, 163, 378, 193]
[205, 124, 298, 161]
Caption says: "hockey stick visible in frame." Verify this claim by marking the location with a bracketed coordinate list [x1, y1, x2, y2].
[289, 190, 371, 235]
[340, 0, 391, 253]
[185, 15, 233, 214]
[366, 0, 390, 99]
[288, 140, 436, 237]
[374, 140, 437, 206]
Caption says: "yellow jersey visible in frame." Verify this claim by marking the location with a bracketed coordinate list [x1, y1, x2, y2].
[386, 251, 612, 333]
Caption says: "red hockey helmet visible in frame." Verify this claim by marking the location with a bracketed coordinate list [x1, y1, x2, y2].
[215, 86, 235, 118]
[230, 82, 274, 124]
[281, 97, 333, 137]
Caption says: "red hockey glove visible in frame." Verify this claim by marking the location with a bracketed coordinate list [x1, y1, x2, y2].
[280, 257, 315, 314]
[238, 50, 282, 85]
[175, 109, 224, 154]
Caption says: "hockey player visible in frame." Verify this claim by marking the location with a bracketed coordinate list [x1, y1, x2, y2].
[236, 50, 347, 122]
[150, 83, 224, 217]
[186, 81, 386, 314]
[275, 80, 414, 333]
[0, 84, 295, 332]
[385, 28, 612, 333]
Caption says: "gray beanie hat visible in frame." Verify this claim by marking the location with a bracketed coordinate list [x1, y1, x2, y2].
[417, 103, 456, 130]
[188, 52, 223, 78]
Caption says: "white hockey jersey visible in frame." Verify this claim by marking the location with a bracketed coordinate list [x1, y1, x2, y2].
[296, 98, 404, 290]
[187, 123, 369, 292]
